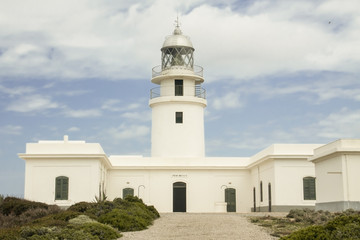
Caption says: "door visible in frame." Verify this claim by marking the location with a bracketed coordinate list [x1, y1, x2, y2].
[268, 183, 272, 212]
[253, 187, 256, 212]
[173, 182, 186, 212]
[225, 188, 236, 212]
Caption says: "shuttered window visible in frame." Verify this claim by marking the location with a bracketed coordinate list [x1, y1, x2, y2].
[303, 177, 316, 200]
[123, 188, 134, 198]
[260, 181, 263, 202]
[55, 176, 69, 200]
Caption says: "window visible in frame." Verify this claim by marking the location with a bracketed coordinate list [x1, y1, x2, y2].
[55, 176, 69, 200]
[123, 188, 134, 198]
[176, 112, 183, 123]
[175, 80, 183, 96]
[260, 181, 263, 202]
[303, 177, 316, 200]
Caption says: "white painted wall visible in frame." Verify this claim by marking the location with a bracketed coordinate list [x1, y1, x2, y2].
[107, 168, 251, 213]
[150, 99, 206, 158]
[274, 159, 316, 207]
[346, 154, 360, 201]
[24, 158, 101, 206]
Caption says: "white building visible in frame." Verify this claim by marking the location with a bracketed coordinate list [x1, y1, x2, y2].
[19, 25, 360, 212]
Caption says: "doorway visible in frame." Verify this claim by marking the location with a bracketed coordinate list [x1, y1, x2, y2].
[173, 182, 186, 212]
[225, 188, 236, 212]
[268, 183, 272, 212]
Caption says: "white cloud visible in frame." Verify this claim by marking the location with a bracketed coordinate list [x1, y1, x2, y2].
[67, 127, 80, 132]
[6, 94, 59, 112]
[63, 108, 102, 118]
[212, 91, 243, 110]
[0, 0, 358, 82]
[121, 111, 151, 122]
[102, 99, 142, 112]
[0, 85, 36, 97]
[317, 108, 360, 139]
[0, 125, 22, 135]
[107, 124, 150, 140]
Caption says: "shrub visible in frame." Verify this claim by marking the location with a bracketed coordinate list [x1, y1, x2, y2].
[281, 225, 330, 240]
[325, 214, 360, 232]
[20, 225, 99, 240]
[98, 208, 149, 232]
[147, 205, 160, 219]
[0, 195, 4, 206]
[0, 197, 49, 216]
[68, 201, 96, 213]
[79, 222, 121, 240]
[69, 214, 96, 225]
[32, 210, 81, 227]
[0, 227, 20, 240]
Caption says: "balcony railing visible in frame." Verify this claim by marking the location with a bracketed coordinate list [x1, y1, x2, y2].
[152, 65, 203, 78]
[150, 86, 206, 99]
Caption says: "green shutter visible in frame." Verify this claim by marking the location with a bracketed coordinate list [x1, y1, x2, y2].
[55, 176, 69, 200]
[123, 188, 134, 198]
[303, 177, 316, 200]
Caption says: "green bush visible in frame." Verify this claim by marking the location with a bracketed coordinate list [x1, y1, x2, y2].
[67, 201, 96, 213]
[0, 197, 49, 216]
[147, 205, 160, 219]
[98, 208, 149, 231]
[32, 210, 81, 227]
[0, 227, 20, 240]
[282, 212, 360, 240]
[69, 214, 96, 225]
[20, 225, 99, 240]
[286, 208, 331, 225]
[79, 222, 121, 240]
[281, 225, 330, 240]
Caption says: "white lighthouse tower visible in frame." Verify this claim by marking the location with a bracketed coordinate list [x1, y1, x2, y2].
[149, 23, 207, 158]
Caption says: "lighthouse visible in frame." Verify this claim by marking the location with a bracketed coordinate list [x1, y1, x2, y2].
[149, 23, 207, 158]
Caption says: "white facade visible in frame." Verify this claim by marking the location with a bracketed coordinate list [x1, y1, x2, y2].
[19, 26, 360, 212]
[310, 139, 360, 211]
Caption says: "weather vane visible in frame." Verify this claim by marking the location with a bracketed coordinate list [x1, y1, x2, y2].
[175, 15, 181, 28]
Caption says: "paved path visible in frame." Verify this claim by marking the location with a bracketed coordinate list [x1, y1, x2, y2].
[120, 213, 283, 240]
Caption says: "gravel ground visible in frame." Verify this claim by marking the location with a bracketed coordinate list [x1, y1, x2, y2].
[120, 212, 286, 240]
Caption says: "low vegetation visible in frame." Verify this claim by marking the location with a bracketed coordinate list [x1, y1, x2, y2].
[250, 208, 360, 239]
[0, 195, 159, 240]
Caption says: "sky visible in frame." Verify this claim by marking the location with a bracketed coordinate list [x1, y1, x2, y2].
[0, 0, 359, 196]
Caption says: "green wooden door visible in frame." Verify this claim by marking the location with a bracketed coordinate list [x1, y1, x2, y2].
[225, 188, 236, 212]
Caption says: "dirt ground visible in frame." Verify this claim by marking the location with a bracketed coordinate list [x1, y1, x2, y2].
[120, 212, 285, 240]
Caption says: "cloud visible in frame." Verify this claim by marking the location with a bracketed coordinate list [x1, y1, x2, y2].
[317, 108, 360, 139]
[0, 125, 22, 135]
[0, 0, 358, 83]
[101, 99, 142, 112]
[212, 91, 243, 110]
[67, 127, 80, 132]
[5, 94, 59, 112]
[63, 108, 102, 118]
[121, 111, 151, 122]
[0, 85, 36, 97]
[107, 124, 150, 140]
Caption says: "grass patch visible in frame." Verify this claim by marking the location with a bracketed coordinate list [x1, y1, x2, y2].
[250, 209, 360, 239]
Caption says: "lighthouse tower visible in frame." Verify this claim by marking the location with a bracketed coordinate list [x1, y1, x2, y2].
[149, 23, 207, 158]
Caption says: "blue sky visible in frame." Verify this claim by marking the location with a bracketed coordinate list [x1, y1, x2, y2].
[0, 0, 359, 196]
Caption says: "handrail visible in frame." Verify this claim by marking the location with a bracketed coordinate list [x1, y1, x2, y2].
[152, 65, 203, 78]
[150, 86, 206, 99]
